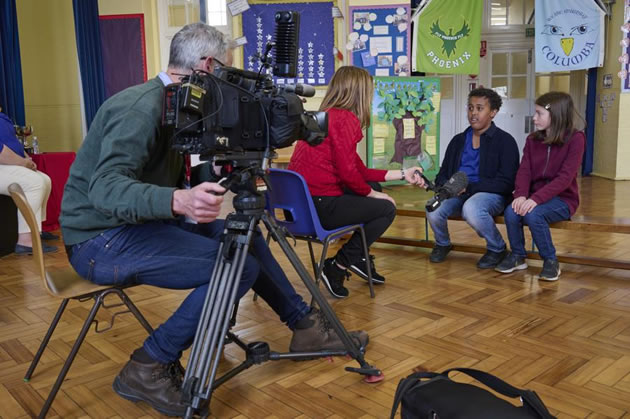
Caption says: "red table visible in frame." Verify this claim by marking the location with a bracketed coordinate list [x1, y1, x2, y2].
[30, 152, 76, 232]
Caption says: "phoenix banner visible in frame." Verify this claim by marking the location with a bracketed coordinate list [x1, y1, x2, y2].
[535, 0, 605, 72]
[412, 0, 482, 74]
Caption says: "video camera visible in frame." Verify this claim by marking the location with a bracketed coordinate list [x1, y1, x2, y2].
[162, 11, 327, 162]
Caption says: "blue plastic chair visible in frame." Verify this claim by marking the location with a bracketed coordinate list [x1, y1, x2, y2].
[265, 168, 374, 298]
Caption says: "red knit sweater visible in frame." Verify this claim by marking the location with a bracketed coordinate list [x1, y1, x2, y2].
[513, 130, 585, 216]
[288, 108, 387, 196]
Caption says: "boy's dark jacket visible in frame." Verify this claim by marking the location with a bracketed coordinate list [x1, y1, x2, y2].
[435, 123, 520, 198]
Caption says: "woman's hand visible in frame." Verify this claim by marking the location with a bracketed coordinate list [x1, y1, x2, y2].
[368, 189, 396, 206]
[404, 166, 426, 188]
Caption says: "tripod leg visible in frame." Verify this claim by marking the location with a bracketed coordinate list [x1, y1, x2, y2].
[262, 213, 379, 375]
[181, 215, 260, 418]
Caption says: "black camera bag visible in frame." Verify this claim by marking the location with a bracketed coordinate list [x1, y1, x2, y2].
[390, 368, 555, 419]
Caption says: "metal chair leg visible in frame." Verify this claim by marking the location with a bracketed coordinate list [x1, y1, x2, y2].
[307, 241, 318, 278]
[24, 299, 69, 381]
[38, 293, 105, 419]
[358, 226, 375, 298]
[114, 289, 154, 334]
[309, 239, 331, 307]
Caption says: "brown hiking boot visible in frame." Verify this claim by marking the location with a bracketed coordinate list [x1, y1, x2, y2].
[289, 308, 369, 352]
[113, 358, 188, 417]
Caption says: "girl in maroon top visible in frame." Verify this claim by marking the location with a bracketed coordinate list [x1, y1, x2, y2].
[289, 66, 424, 298]
[496, 92, 585, 281]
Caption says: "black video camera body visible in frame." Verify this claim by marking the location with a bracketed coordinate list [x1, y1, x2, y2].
[162, 11, 327, 160]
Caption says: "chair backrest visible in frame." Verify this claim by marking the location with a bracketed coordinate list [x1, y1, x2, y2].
[8, 183, 54, 294]
[266, 169, 329, 240]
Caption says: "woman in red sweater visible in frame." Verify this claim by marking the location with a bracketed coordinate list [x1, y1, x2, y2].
[289, 66, 424, 298]
[495, 92, 585, 281]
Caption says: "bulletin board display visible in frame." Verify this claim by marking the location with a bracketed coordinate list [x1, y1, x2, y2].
[241, 2, 335, 86]
[347, 5, 411, 78]
[367, 77, 441, 180]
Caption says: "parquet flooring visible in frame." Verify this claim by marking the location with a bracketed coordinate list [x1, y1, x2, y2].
[1, 176, 630, 418]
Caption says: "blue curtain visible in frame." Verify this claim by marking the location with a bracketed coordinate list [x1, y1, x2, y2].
[72, 0, 106, 129]
[583, 68, 597, 176]
[0, 0, 26, 125]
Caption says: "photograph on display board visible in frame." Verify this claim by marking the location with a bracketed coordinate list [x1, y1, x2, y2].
[347, 5, 411, 77]
[241, 1, 335, 86]
[367, 77, 441, 180]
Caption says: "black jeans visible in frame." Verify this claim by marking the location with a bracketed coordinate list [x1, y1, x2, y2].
[313, 183, 396, 267]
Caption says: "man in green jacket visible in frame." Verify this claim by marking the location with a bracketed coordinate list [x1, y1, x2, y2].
[61, 23, 367, 417]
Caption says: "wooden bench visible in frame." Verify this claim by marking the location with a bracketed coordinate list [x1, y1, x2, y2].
[377, 209, 630, 270]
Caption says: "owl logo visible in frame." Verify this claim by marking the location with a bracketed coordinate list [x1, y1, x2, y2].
[542, 23, 593, 56]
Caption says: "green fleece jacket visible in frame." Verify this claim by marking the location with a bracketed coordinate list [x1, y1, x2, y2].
[60, 77, 184, 245]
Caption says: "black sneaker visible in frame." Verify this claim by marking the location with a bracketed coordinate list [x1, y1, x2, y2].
[429, 244, 452, 263]
[538, 259, 561, 281]
[495, 252, 528, 273]
[320, 258, 350, 298]
[477, 249, 508, 269]
[289, 308, 369, 353]
[113, 358, 188, 417]
[349, 255, 385, 284]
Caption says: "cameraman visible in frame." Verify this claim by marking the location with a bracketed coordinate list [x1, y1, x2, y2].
[60, 23, 367, 417]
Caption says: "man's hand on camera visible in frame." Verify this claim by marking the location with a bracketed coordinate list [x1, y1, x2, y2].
[172, 182, 226, 223]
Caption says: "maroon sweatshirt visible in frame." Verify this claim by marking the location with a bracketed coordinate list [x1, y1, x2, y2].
[513, 130, 585, 216]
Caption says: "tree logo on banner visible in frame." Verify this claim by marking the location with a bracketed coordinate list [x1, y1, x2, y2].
[430, 19, 471, 58]
[539, 9, 597, 68]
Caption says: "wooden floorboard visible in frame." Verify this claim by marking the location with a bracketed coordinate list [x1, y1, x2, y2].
[1, 176, 630, 418]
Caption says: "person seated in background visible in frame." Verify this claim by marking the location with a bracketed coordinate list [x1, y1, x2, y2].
[0, 107, 57, 254]
[60, 23, 368, 417]
[496, 92, 585, 281]
[426, 87, 519, 268]
[289, 66, 425, 299]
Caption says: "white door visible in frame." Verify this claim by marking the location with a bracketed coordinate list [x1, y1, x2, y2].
[488, 49, 535, 156]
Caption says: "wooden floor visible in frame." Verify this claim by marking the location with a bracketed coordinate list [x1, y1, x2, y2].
[1, 176, 630, 418]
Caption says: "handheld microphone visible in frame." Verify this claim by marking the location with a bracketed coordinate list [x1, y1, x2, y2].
[282, 83, 316, 97]
[425, 171, 468, 212]
[273, 11, 300, 77]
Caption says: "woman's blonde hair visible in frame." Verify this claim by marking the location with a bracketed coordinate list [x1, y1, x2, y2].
[535, 91, 585, 145]
[319, 66, 373, 128]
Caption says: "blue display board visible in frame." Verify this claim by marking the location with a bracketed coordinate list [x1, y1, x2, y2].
[242, 2, 335, 86]
[347, 5, 410, 77]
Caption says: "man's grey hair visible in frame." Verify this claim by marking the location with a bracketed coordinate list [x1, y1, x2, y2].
[168, 23, 232, 70]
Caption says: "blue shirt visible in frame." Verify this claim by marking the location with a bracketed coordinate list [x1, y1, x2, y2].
[458, 128, 480, 183]
[0, 112, 25, 158]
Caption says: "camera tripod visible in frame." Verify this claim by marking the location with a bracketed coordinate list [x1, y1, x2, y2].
[180, 162, 383, 418]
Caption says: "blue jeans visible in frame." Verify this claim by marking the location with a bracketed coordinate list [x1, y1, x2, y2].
[67, 218, 309, 364]
[503, 197, 570, 260]
[426, 192, 507, 253]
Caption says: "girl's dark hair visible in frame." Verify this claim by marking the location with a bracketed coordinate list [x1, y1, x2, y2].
[468, 87, 502, 111]
[535, 91, 584, 145]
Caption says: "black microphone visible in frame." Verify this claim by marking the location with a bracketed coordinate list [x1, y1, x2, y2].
[273, 11, 300, 77]
[282, 83, 316, 97]
[425, 171, 468, 212]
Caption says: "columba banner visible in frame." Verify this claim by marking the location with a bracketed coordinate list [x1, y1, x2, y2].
[535, 0, 605, 72]
[412, 0, 483, 74]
